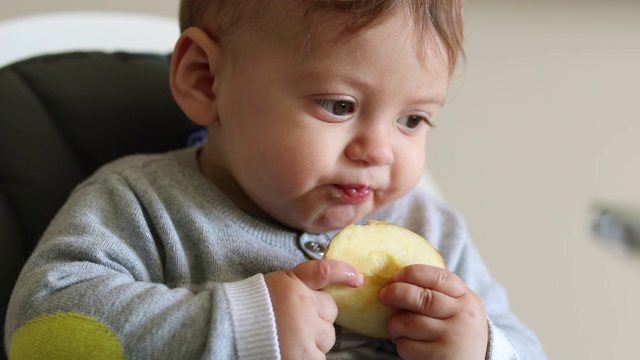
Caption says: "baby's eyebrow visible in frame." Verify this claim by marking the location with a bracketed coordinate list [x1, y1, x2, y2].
[408, 95, 446, 107]
[300, 70, 371, 89]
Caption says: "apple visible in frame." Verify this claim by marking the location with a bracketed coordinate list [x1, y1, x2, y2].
[322, 219, 446, 339]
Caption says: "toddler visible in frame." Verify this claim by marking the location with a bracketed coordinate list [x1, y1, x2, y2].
[5, 0, 546, 359]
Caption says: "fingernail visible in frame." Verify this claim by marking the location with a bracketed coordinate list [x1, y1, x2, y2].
[345, 271, 364, 287]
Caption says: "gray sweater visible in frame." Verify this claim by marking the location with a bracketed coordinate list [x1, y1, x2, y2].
[5, 147, 546, 359]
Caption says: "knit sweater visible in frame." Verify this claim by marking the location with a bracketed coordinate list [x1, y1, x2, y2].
[5, 147, 546, 359]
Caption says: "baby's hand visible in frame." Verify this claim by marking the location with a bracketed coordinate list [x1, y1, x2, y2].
[379, 264, 488, 360]
[264, 260, 363, 360]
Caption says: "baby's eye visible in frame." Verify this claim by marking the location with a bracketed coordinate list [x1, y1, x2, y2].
[317, 99, 356, 116]
[397, 115, 432, 130]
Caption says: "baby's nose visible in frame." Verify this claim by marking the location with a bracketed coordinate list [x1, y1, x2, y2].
[344, 127, 394, 166]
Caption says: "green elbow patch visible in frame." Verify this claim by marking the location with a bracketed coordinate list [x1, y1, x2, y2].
[9, 312, 124, 360]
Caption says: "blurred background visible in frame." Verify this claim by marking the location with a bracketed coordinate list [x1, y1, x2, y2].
[2, 0, 639, 358]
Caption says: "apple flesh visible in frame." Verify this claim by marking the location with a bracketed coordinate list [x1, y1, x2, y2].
[322, 219, 446, 339]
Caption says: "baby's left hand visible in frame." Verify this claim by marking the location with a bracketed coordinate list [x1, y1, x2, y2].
[379, 264, 488, 360]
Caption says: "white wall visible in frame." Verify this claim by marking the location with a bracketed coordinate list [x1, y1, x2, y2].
[3, 1, 640, 359]
[429, 1, 640, 359]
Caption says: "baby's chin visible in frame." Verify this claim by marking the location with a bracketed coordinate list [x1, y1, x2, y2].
[281, 206, 375, 234]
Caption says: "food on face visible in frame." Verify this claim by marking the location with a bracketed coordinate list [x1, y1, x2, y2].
[322, 220, 446, 339]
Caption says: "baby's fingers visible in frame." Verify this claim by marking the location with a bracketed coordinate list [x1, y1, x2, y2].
[380, 265, 467, 318]
[380, 282, 458, 319]
[394, 264, 466, 298]
[386, 311, 445, 342]
[293, 259, 364, 290]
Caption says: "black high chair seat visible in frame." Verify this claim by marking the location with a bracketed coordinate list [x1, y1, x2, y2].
[0, 51, 198, 359]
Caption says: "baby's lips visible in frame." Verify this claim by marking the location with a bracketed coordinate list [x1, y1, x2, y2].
[336, 185, 373, 203]
[338, 184, 372, 193]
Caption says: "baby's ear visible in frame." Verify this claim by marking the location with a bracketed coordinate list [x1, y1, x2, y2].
[170, 27, 222, 126]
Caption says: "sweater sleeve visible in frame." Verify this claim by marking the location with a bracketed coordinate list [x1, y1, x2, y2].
[486, 318, 520, 360]
[4, 167, 281, 360]
[223, 274, 281, 359]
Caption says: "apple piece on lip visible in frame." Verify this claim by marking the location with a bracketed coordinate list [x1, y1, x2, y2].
[322, 219, 446, 339]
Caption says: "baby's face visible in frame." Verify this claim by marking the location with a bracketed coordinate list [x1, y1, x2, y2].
[205, 10, 450, 233]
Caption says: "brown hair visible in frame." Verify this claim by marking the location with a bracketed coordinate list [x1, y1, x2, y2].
[179, 0, 464, 73]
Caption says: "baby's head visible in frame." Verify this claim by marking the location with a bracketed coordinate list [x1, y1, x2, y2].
[171, 0, 463, 233]
[179, 0, 463, 73]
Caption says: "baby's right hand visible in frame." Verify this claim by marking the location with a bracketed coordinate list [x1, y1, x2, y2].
[264, 260, 363, 359]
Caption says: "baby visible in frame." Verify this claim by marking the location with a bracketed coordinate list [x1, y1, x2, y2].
[5, 0, 546, 359]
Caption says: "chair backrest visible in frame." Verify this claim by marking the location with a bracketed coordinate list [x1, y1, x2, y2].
[0, 51, 198, 359]
[0, 11, 179, 67]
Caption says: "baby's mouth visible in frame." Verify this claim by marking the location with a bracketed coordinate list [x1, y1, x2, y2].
[336, 185, 373, 203]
